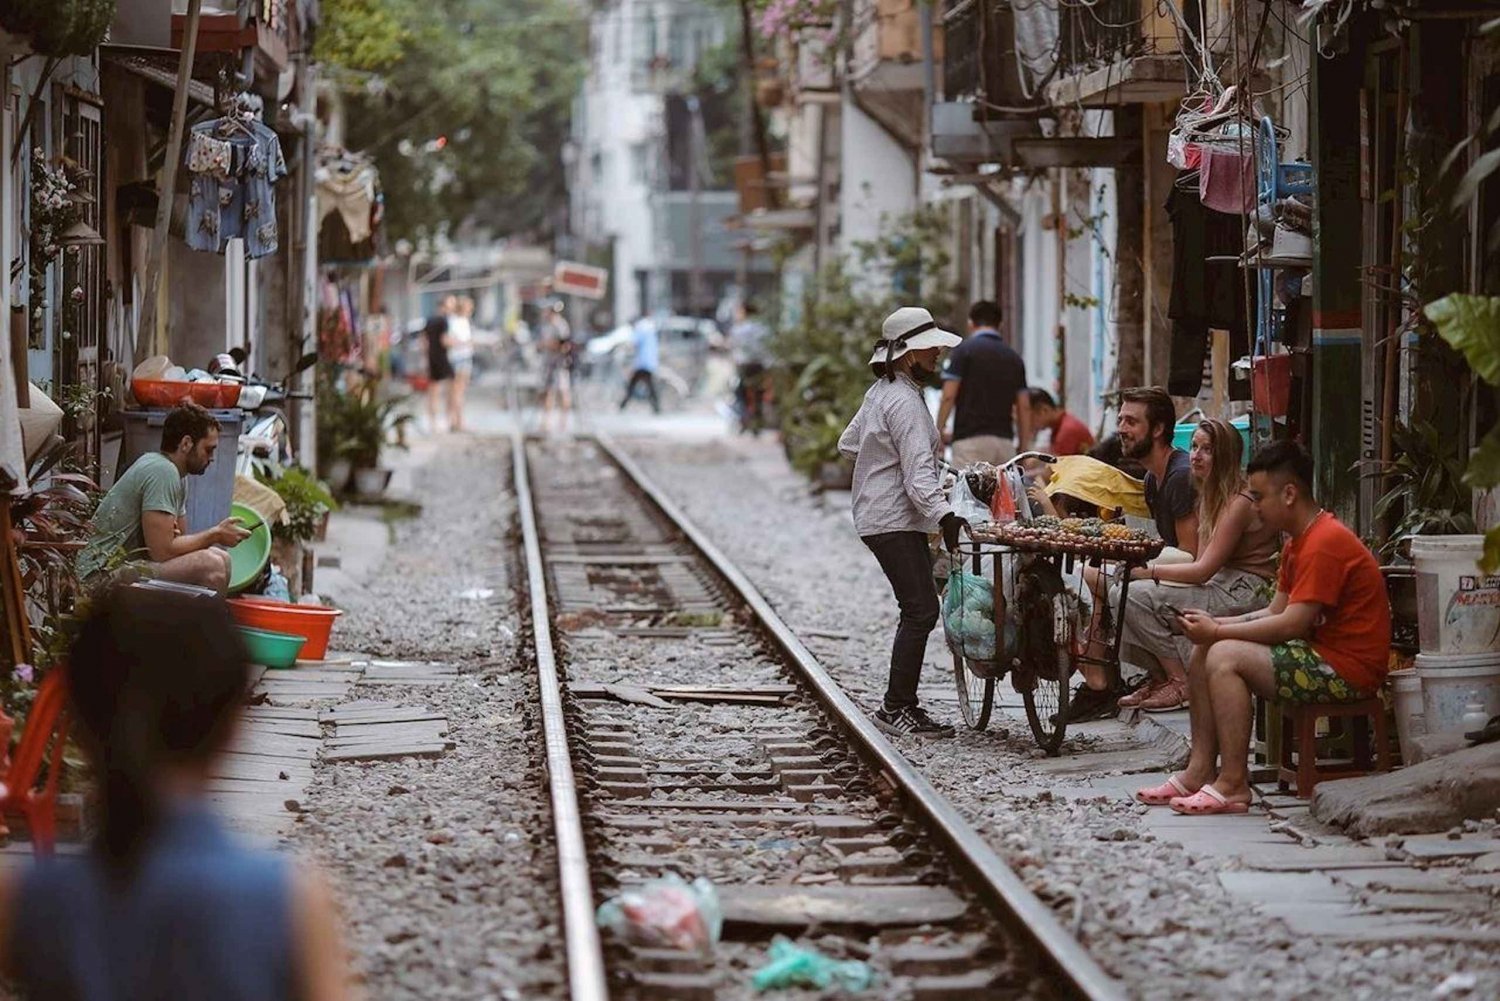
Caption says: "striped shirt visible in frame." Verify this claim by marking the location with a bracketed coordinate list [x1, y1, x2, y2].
[838, 374, 952, 536]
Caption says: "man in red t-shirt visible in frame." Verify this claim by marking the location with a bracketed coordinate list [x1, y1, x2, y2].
[1028, 388, 1094, 456]
[1133, 440, 1391, 816]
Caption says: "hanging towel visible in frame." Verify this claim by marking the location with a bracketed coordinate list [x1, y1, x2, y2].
[1199, 148, 1256, 216]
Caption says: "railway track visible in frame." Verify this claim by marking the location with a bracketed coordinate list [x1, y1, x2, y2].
[515, 433, 1124, 1001]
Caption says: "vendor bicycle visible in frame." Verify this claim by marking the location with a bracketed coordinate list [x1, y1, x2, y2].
[943, 453, 1162, 755]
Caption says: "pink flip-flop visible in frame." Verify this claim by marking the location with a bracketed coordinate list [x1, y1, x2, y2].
[1135, 774, 1194, 806]
[1169, 784, 1251, 816]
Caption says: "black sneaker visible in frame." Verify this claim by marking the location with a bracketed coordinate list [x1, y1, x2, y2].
[875, 704, 956, 739]
[1055, 684, 1123, 725]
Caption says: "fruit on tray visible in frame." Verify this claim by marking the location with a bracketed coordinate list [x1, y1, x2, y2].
[977, 516, 1162, 561]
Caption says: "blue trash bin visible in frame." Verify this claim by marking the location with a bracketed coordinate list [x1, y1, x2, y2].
[119, 408, 244, 533]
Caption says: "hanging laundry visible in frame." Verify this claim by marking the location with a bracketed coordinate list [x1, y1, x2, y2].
[182, 110, 288, 259]
[1166, 177, 1255, 398]
[1199, 147, 1256, 215]
[316, 150, 379, 244]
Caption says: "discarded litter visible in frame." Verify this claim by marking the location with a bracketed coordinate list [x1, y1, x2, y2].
[596, 874, 722, 952]
[458, 587, 495, 601]
[1433, 972, 1478, 998]
[751, 936, 876, 992]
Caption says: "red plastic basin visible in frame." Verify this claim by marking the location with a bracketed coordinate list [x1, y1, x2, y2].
[227, 597, 342, 660]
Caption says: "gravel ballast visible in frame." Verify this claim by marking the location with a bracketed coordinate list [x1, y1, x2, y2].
[620, 432, 1500, 1001]
[290, 433, 565, 1001]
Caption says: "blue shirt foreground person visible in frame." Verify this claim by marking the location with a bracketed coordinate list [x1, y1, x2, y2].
[838, 306, 966, 739]
[0, 584, 354, 1001]
[619, 317, 662, 414]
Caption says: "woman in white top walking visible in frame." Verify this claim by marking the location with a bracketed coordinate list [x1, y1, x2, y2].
[447, 296, 477, 431]
[838, 307, 968, 738]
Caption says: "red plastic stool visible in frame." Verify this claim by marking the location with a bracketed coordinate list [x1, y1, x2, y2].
[1278, 696, 1390, 798]
[0, 668, 70, 856]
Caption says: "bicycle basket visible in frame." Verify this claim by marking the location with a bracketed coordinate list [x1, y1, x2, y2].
[942, 562, 998, 666]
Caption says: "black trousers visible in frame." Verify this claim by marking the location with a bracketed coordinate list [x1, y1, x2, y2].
[620, 369, 660, 412]
[862, 530, 939, 710]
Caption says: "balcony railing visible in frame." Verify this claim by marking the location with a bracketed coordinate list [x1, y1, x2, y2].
[942, 0, 1026, 107]
[1056, 0, 1216, 78]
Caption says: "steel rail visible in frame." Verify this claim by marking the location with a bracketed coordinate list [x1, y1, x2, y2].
[595, 433, 1125, 1001]
[512, 435, 610, 1001]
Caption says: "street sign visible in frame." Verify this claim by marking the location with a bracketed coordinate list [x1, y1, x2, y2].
[553, 261, 608, 300]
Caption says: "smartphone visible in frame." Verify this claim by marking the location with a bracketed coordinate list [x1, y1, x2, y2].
[1160, 602, 1187, 620]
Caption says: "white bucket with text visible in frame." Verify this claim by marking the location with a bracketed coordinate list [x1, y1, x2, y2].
[1389, 668, 1424, 765]
[1413, 535, 1500, 654]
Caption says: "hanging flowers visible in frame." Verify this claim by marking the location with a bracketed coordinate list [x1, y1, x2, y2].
[27, 150, 80, 346]
[754, 0, 839, 43]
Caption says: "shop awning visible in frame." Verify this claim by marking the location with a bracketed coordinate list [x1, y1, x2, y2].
[100, 46, 218, 108]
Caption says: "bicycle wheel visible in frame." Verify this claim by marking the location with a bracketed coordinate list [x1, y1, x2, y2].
[1021, 644, 1072, 755]
[952, 652, 995, 730]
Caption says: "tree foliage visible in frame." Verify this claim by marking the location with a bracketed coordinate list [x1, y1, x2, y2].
[320, 0, 585, 245]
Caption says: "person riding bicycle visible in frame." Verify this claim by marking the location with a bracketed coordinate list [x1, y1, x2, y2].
[838, 306, 967, 739]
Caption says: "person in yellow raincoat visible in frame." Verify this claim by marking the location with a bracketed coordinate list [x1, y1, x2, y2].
[1024, 454, 1150, 520]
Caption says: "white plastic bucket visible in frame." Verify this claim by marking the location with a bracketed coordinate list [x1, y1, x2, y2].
[1389, 668, 1425, 765]
[1414, 651, 1500, 736]
[1412, 535, 1500, 654]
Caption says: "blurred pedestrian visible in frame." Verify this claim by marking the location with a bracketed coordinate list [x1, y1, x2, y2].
[619, 317, 661, 414]
[936, 301, 1031, 466]
[838, 306, 966, 739]
[447, 296, 476, 431]
[539, 303, 575, 433]
[1028, 387, 1094, 456]
[730, 302, 771, 432]
[0, 583, 353, 1000]
[424, 295, 457, 433]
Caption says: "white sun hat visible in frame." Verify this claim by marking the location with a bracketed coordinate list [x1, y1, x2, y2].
[867, 306, 962, 376]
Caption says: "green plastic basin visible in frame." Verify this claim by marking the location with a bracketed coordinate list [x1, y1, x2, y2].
[235, 626, 307, 668]
[227, 501, 273, 595]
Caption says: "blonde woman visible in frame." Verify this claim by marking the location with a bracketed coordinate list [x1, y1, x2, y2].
[1117, 419, 1280, 712]
[447, 296, 476, 431]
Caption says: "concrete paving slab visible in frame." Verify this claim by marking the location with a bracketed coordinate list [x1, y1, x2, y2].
[1237, 844, 1400, 870]
[1330, 867, 1467, 892]
[1028, 746, 1178, 777]
[1217, 870, 1352, 904]
[1358, 891, 1495, 913]
[1400, 836, 1500, 861]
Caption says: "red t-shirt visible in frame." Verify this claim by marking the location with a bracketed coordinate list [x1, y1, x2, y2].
[1276, 511, 1391, 691]
[1050, 411, 1094, 456]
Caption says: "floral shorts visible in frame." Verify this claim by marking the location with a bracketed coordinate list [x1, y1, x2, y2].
[1271, 640, 1369, 705]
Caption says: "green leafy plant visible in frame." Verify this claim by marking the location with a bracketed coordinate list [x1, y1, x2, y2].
[259, 466, 338, 544]
[768, 207, 958, 479]
[1426, 293, 1500, 570]
[0, 0, 115, 57]
[1368, 418, 1475, 556]
[318, 374, 414, 472]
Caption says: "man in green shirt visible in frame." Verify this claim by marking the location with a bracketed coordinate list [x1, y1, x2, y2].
[79, 402, 250, 592]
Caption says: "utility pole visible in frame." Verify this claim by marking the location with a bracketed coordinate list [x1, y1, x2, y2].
[139, 0, 203, 362]
[687, 95, 705, 317]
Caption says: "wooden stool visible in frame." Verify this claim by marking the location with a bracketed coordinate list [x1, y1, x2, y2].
[1278, 696, 1391, 798]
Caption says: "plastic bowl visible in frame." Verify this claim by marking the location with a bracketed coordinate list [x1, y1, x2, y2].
[227, 597, 342, 660]
[227, 501, 273, 595]
[235, 626, 307, 668]
[132, 379, 193, 408]
[188, 382, 223, 406]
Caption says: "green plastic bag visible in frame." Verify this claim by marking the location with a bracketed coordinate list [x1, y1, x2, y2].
[751, 936, 876, 992]
[942, 570, 996, 661]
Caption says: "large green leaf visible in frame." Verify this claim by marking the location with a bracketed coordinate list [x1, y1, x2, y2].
[1484, 526, 1500, 575]
[1467, 423, 1500, 490]
[1426, 294, 1500, 385]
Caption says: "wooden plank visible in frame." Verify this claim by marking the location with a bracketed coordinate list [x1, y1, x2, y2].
[319, 708, 443, 724]
[324, 743, 448, 762]
[718, 885, 967, 929]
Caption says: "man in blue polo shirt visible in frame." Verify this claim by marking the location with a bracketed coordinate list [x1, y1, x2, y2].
[937, 301, 1031, 467]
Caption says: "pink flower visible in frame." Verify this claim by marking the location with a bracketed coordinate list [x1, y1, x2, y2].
[11, 663, 33, 684]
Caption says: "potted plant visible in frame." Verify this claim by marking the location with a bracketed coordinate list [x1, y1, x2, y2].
[261, 466, 337, 543]
[330, 379, 412, 499]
